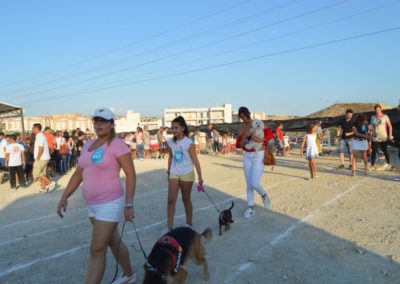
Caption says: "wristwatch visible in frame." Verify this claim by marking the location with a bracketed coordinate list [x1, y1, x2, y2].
[125, 203, 134, 209]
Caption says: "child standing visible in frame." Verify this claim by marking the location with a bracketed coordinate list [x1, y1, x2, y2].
[351, 115, 372, 176]
[5, 134, 27, 189]
[221, 133, 228, 154]
[165, 116, 203, 234]
[301, 124, 319, 179]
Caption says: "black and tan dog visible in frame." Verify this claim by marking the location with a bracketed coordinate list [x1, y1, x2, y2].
[143, 227, 212, 284]
[219, 201, 234, 236]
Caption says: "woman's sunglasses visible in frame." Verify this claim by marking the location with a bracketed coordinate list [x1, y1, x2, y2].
[92, 117, 112, 124]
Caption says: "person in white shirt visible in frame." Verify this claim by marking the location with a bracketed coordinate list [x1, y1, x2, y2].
[55, 131, 65, 175]
[164, 116, 203, 235]
[32, 123, 56, 192]
[5, 134, 27, 189]
[0, 132, 8, 168]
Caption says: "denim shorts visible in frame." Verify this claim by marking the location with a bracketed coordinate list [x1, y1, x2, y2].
[338, 139, 353, 154]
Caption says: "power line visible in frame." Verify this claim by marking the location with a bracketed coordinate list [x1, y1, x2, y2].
[0, 0, 251, 89]
[1, 0, 301, 97]
[81, 0, 400, 88]
[20, 26, 400, 106]
[10, 0, 350, 100]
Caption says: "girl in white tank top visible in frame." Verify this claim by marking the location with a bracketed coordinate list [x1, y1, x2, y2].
[164, 116, 204, 235]
[301, 124, 319, 179]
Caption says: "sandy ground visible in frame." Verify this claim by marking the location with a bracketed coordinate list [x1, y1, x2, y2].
[0, 150, 399, 284]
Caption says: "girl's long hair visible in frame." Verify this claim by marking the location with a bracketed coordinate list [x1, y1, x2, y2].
[306, 123, 314, 134]
[355, 114, 367, 128]
[172, 116, 189, 142]
[107, 120, 116, 145]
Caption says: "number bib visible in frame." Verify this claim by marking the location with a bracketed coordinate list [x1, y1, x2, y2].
[174, 150, 184, 164]
[91, 148, 105, 164]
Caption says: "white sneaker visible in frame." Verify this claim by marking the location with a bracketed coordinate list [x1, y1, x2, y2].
[183, 223, 193, 229]
[262, 194, 271, 209]
[161, 228, 172, 236]
[112, 273, 136, 284]
[244, 208, 255, 218]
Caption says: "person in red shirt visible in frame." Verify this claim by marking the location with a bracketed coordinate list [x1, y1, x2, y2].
[236, 107, 274, 218]
[275, 123, 285, 156]
[44, 127, 55, 154]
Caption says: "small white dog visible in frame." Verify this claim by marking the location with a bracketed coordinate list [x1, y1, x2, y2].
[245, 119, 264, 152]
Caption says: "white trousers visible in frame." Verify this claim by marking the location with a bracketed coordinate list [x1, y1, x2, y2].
[243, 151, 267, 206]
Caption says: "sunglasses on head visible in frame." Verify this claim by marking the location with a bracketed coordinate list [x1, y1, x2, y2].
[92, 117, 112, 123]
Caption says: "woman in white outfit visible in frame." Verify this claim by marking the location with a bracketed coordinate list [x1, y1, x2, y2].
[236, 107, 274, 218]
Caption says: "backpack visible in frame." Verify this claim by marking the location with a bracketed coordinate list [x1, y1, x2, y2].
[59, 141, 68, 155]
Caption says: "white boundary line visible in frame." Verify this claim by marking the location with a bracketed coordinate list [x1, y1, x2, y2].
[0, 171, 238, 230]
[224, 183, 360, 283]
[0, 186, 261, 278]
[0, 176, 252, 246]
[0, 181, 282, 278]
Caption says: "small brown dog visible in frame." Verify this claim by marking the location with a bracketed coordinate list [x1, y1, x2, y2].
[143, 227, 212, 284]
[219, 201, 234, 236]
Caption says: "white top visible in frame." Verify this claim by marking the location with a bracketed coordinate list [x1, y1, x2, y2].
[55, 136, 65, 150]
[67, 139, 75, 154]
[167, 136, 194, 176]
[34, 132, 51, 161]
[305, 134, 319, 159]
[371, 114, 389, 142]
[0, 139, 7, 158]
[6, 143, 25, 166]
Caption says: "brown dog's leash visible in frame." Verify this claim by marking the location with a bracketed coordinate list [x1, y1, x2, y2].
[112, 220, 148, 283]
[198, 185, 220, 213]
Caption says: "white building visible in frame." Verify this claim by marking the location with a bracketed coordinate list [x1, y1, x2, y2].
[1, 113, 93, 132]
[164, 104, 233, 126]
[115, 111, 141, 133]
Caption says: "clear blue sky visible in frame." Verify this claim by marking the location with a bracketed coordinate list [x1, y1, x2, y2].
[0, 0, 399, 117]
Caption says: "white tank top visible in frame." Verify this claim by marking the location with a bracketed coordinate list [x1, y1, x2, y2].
[167, 137, 194, 176]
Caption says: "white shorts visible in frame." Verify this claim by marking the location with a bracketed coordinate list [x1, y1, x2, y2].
[87, 196, 124, 222]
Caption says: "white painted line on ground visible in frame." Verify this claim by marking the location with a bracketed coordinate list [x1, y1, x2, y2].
[0, 220, 87, 247]
[0, 174, 250, 245]
[0, 187, 171, 231]
[0, 186, 258, 278]
[0, 172, 235, 230]
[224, 183, 360, 283]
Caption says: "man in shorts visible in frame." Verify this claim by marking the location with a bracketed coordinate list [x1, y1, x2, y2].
[336, 109, 354, 169]
[32, 123, 56, 192]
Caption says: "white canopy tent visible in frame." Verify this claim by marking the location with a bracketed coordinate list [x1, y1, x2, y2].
[0, 101, 25, 134]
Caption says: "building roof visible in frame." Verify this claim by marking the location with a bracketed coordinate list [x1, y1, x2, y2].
[0, 101, 23, 118]
[307, 103, 392, 118]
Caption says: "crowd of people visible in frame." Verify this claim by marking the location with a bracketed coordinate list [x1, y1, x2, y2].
[0, 104, 398, 283]
[0, 125, 96, 190]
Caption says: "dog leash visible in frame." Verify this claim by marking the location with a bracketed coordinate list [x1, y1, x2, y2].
[111, 220, 148, 283]
[198, 185, 220, 213]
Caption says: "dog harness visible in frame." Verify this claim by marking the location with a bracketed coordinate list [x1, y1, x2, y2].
[145, 236, 183, 275]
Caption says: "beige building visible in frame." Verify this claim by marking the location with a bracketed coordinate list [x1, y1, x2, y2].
[164, 104, 233, 126]
[139, 117, 163, 131]
[1, 113, 93, 132]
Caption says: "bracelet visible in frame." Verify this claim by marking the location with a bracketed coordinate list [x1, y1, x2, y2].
[125, 203, 134, 209]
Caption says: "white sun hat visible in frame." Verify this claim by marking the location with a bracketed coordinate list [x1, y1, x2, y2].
[93, 107, 115, 120]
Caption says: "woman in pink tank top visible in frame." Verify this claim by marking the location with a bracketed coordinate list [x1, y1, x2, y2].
[57, 107, 137, 284]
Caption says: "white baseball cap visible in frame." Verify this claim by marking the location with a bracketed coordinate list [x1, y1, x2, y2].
[93, 107, 115, 120]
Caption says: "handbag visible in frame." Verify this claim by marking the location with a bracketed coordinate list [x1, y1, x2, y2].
[263, 149, 276, 166]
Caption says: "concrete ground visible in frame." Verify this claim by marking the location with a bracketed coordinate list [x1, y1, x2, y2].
[0, 150, 399, 284]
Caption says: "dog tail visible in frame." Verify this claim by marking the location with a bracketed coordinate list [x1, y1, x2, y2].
[201, 228, 212, 244]
[228, 201, 234, 211]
